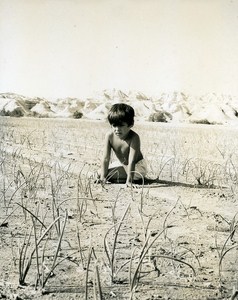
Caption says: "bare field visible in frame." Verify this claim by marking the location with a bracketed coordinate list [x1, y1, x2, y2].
[1, 117, 238, 299]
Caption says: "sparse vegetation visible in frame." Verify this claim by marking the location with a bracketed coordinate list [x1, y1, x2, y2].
[73, 111, 83, 119]
[0, 107, 24, 117]
[148, 111, 172, 122]
[0, 117, 238, 299]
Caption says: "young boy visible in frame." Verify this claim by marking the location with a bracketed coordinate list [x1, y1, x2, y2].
[100, 103, 147, 185]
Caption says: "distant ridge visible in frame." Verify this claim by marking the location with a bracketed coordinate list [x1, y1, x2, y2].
[1, 90, 238, 125]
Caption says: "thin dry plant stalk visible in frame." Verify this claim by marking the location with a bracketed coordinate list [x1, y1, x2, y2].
[104, 203, 130, 283]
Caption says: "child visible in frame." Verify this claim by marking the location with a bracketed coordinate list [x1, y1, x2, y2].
[100, 103, 147, 185]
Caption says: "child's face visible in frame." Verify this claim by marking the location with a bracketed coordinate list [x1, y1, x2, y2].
[111, 122, 131, 140]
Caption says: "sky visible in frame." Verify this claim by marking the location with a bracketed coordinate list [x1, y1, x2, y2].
[1, 0, 238, 100]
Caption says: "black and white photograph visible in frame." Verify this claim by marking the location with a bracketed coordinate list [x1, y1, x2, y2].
[1, 0, 238, 299]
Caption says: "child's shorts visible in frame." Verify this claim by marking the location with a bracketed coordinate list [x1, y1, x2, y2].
[110, 159, 147, 180]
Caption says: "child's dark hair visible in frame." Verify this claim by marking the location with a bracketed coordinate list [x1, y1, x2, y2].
[108, 103, 135, 127]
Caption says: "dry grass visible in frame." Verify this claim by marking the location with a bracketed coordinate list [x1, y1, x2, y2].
[1, 118, 238, 299]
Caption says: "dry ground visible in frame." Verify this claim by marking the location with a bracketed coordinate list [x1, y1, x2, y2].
[1, 118, 238, 299]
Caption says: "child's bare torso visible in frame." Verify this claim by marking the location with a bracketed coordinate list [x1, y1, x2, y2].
[108, 130, 143, 165]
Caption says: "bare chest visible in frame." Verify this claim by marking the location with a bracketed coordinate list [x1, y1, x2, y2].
[110, 137, 130, 162]
[112, 139, 130, 154]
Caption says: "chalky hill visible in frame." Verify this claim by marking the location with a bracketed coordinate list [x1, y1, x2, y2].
[1, 89, 238, 125]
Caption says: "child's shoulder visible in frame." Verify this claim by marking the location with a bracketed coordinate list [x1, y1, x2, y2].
[130, 129, 140, 139]
[105, 130, 113, 139]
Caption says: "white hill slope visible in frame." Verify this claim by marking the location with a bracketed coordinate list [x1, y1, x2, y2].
[1, 90, 238, 125]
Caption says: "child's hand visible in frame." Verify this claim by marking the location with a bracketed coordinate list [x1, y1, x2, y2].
[124, 182, 140, 189]
[94, 178, 101, 184]
[95, 178, 111, 185]
[124, 183, 131, 189]
[94, 178, 104, 184]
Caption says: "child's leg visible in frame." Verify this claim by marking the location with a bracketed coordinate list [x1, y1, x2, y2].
[106, 161, 127, 183]
[133, 159, 148, 182]
[106, 166, 127, 183]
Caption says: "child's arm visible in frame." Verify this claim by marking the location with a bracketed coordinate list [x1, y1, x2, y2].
[126, 134, 141, 185]
[100, 132, 111, 182]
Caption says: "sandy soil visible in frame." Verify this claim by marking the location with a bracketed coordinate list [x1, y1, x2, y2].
[1, 118, 238, 299]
